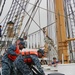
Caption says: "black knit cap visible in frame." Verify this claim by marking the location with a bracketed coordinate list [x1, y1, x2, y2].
[19, 41, 25, 48]
[18, 37, 24, 41]
[38, 49, 44, 56]
[53, 57, 56, 59]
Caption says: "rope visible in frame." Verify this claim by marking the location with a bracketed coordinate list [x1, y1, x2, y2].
[15, 0, 46, 38]
[20, 0, 41, 37]
[0, 0, 6, 16]
[2, 0, 15, 35]
[10, 0, 30, 43]
[27, 21, 56, 36]
[0, 0, 2, 6]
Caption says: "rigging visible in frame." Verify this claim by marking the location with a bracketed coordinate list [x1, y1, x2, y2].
[0, 0, 6, 16]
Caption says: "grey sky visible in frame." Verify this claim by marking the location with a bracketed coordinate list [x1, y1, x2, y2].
[0, 0, 12, 24]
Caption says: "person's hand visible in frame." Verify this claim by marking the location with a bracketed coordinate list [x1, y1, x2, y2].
[54, 64, 57, 67]
[48, 63, 52, 66]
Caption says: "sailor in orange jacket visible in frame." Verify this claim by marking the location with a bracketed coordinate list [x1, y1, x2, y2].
[14, 49, 45, 75]
[2, 38, 25, 75]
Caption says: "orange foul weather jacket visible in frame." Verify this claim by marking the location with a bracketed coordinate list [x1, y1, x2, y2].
[21, 51, 38, 63]
[8, 46, 20, 61]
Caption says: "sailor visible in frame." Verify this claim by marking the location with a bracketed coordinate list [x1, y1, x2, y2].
[14, 49, 45, 75]
[1, 38, 25, 75]
[51, 57, 60, 67]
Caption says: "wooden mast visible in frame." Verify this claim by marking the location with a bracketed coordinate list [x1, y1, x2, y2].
[55, 0, 68, 63]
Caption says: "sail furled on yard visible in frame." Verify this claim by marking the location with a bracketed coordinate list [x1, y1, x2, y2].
[7, 21, 14, 38]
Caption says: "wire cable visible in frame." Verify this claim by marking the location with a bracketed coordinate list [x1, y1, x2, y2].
[0, 0, 6, 16]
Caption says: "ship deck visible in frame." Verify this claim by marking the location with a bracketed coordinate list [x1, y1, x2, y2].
[0, 63, 75, 75]
[42, 63, 75, 75]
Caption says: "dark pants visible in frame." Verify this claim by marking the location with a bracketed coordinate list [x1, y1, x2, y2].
[2, 61, 16, 75]
[15, 60, 33, 75]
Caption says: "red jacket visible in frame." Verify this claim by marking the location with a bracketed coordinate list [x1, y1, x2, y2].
[8, 46, 20, 61]
[21, 51, 38, 63]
